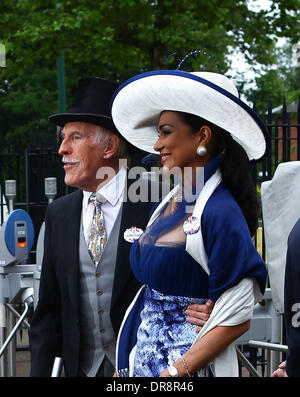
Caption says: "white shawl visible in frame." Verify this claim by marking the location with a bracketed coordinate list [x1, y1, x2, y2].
[119, 169, 261, 377]
[194, 277, 259, 376]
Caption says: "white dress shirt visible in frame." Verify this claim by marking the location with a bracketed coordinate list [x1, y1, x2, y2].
[82, 167, 127, 244]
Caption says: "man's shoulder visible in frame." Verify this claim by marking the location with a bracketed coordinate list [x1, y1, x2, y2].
[288, 218, 300, 251]
[289, 218, 300, 241]
[48, 189, 82, 211]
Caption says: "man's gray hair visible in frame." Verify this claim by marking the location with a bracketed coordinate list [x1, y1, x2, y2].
[94, 125, 129, 159]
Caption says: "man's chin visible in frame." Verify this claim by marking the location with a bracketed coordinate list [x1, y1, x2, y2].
[64, 176, 78, 189]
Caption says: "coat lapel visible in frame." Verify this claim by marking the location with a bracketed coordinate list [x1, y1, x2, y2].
[185, 169, 222, 275]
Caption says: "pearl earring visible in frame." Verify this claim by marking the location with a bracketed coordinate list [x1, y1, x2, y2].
[196, 145, 207, 157]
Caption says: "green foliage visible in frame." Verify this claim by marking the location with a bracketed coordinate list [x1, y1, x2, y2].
[0, 0, 299, 144]
[245, 42, 300, 114]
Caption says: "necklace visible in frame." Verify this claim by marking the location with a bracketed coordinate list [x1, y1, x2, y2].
[169, 191, 183, 214]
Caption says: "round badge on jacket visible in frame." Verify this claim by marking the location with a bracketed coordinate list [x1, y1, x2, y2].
[124, 226, 144, 243]
[183, 216, 201, 235]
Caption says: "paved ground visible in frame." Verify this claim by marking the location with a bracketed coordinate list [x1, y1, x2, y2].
[1, 328, 31, 377]
[16, 330, 30, 377]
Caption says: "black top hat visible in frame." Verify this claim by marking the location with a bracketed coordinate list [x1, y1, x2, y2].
[48, 77, 118, 130]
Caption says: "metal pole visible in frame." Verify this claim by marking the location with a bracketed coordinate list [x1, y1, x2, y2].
[248, 340, 288, 352]
[266, 349, 271, 377]
[51, 357, 63, 377]
[270, 350, 280, 376]
[7, 309, 16, 376]
[55, 1, 66, 114]
[236, 346, 261, 377]
[5, 304, 30, 329]
[0, 303, 7, 376]
[8, 200, 14, 214]
[0, 303, 29, 359]
[248, 339, 288, 377]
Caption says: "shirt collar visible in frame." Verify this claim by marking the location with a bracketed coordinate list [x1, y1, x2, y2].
[83, 167, 127, 209]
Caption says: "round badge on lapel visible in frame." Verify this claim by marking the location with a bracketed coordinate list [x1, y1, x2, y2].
[183, 216, 201, 235]
[124, 226, 144, 243]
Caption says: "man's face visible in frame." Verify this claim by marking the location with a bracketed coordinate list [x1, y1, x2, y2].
[58, 121, 107, 192]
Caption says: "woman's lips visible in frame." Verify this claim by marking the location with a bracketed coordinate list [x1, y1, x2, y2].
[160, 153, 171, 163]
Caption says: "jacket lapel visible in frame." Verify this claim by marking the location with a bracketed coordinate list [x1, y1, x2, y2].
[185, 169, 222, 275]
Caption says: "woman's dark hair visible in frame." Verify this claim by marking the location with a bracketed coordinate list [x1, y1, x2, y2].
[177, 111, 259, 236]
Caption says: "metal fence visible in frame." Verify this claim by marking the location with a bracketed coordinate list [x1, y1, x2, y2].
[0, 126, 75, 262]
[252, 97, 300, 261]
[253, 97, 300, 185]
[0, 97, 299, 263]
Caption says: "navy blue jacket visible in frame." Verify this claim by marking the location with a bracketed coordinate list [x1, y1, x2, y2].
[284, 218, 300, 376]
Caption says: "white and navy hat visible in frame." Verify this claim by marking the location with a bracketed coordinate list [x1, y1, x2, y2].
[111, 70, 269, 160]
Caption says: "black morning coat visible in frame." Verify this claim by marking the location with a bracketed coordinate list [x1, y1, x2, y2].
[29, 176, 161, 376]
[284, 218, 300, 377]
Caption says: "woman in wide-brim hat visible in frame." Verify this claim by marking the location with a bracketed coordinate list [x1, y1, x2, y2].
[112, 70, 268, 377]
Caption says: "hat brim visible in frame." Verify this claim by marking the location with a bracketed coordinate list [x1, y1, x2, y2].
[48, 113, 115, 131]
[111, 70, 269, 161]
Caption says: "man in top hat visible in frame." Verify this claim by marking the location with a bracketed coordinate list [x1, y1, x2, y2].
[29, 77, 212, 377]
[29, 77, 157, 377]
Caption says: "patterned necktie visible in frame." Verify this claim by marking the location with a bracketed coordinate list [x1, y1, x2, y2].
[88, 193, 107, 265]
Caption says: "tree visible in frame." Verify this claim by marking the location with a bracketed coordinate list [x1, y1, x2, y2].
[2, 0, 299, 74]
[245, 42, 300, 113]
[0, 0, 299, 143]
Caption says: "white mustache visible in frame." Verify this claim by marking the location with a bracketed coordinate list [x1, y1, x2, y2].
[62, 157, 80, 164]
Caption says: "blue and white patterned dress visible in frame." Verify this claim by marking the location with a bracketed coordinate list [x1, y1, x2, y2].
[133, 286, 207, 377]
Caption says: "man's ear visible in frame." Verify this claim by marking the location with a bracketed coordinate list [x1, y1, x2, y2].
[103, 134, 120, 159]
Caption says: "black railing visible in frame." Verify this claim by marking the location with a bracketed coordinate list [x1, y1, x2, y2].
[250, 97, 300, 261]
[253, 97, 300, 185]
[0, 126, 75, 262]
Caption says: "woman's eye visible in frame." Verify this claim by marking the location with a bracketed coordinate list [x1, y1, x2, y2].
[162, 129, 172, 135]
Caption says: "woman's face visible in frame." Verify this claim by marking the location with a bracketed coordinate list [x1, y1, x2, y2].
[154, 111, 205, 173]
